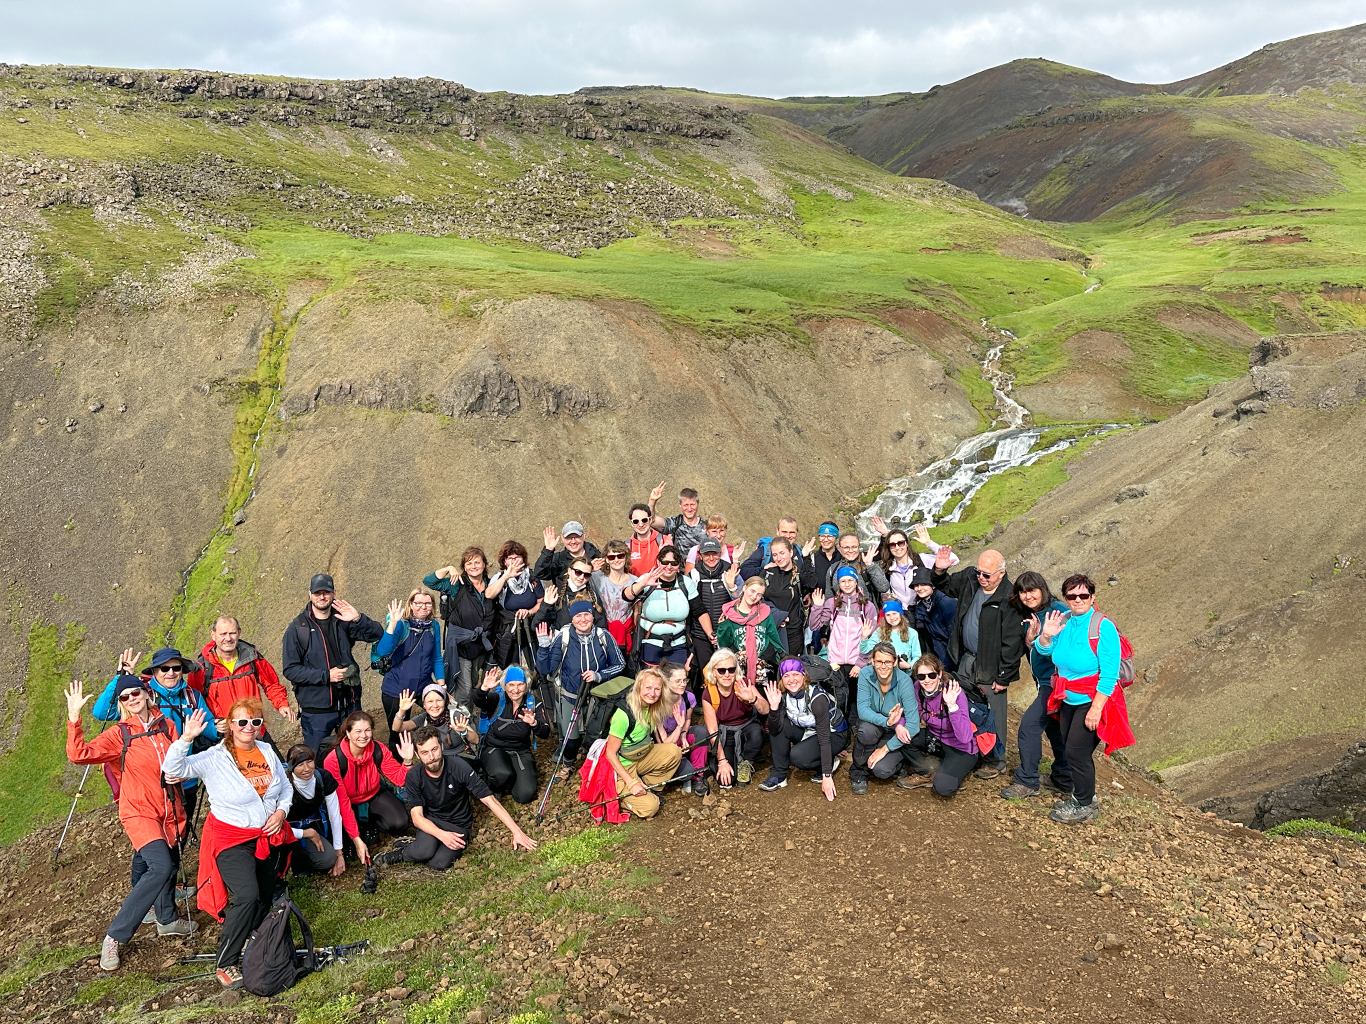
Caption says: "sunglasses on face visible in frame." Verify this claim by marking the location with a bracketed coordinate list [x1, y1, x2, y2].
[1065, 591, 1094, 601]
[976, 569, 1001, 578]
[233, 717, 264, 728]
[569, 568, 589, 577]
[606, 553, 627, 561]
[889, 540, 907, 549]
[659, 561, 678, 568]
[630, 517, 650, 525]
[715, 665, 737, 675]
[915, 671, 940, 680]
[118, 690, 144, 703]
[156, 664, 184, 674]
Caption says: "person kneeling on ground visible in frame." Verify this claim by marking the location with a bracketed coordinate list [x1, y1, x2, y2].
[164, 700, 292, 990]
[1034, 574, 1134, 825]
[475, 666, 551, 804]
[375, 726, 537, 870]
[701, 648, 770, 789]
[322, 711, 414, 866]
[391, 683, 481, 771]
[759, 658, 849, 800]
[284, 745, 346, 877]
[602, 669, 684, 819]
[848, 641, 921, 796]
[901, 654, 978, 798]
[657, 660, 708, 795]
[65, 677, 193, 974]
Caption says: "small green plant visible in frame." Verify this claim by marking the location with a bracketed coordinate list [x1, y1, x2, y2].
[1325, 961, 1350, 985]
[407, 987, 476, 1024]
[1266, 819, 1366, 842]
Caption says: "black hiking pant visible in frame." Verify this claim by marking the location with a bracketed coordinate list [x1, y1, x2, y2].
[770, 721, 849, 775]
[402, 815, 471, 871]
[354, 789, 409, 840]
[1014, 684, 1071, 792]
[108, 839, 178, 942]
[713, 720, 763, 772]
[902, 732, 978, 798]
[482, 746, 538, 804]
[850, 722, 904, 782]
[216, 840, 281, 968]
[1059, 701, 1102, 803]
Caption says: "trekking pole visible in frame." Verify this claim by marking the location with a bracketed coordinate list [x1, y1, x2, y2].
[535, 695, 582, 825]
[52, 763, 95, 865]
[541, 730, 716, 827]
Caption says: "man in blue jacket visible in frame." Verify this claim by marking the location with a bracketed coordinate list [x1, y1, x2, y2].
[281, 573, 384, 753]
[534, 601, 625, 777]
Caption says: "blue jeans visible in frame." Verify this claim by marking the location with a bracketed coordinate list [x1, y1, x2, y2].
[1013, 685, 1072, 791]
[108, 839, 178, 941]
[301, 710, 342, 755]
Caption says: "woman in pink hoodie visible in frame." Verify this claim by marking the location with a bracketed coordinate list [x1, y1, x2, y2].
[807, 567, 878, 713]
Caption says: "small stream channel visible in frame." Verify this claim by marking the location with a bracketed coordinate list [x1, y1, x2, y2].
[856, 325, 1118, 541]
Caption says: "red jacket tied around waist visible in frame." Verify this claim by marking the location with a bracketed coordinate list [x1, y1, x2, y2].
[1046, 673, 1135, 754]
[197, 813, 291, 919]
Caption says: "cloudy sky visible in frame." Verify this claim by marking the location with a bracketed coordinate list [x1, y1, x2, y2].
[2, 1, 1362, 96]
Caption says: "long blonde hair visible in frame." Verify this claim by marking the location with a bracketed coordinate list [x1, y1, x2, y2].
[627, 668, 668, 731]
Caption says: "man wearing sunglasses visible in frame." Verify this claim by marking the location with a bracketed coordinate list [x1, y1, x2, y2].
[92, 646, 219, 820]
[930, 545, 1025, 779]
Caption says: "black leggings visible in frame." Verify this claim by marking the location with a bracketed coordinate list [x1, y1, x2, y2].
[216, 840, 280, 968]
[904, 732, 978, 798]
[1060, 701, 1102, 803]
[713, 719, 764, 769]
[356, 789, 409, 837]
[482, 746, 538, 804]
[770, 721, 849, 774]
[402, 817, 471, 871]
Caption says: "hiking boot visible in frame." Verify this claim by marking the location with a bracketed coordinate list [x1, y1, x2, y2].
[142, 909, 156, 926]
[999, 782, 1040, 800]
[693, 776, 711, 798]
[736, 760, 754, 786]
[373, 849, 405, 868]
[757, 772, 787, 792]
[216, 965, 244, 990]
[973, 765, 1003, 781]
[156, 918, 196, 938]
[1054, 794, 1098, 810]
[810, 753, 842, 784]
[99, 935, 120, 972]
[851, 778, 868, 796]
[175, 884, 197, 901]
[1049, 796, 1100, 825]
[1040, 774, 1068, 795]
[896, 773, 933, 791]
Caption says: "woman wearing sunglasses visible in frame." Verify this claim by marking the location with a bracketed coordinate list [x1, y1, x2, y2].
[627, 502, 671, 575]
[534, 557, 608, 630]
[700, 648, 770, 789]
[164, 697, 293, 990]
[65, 675, 192, 974]
[901, 653, 980, 798]
[1034, 574, 1134, 824]
[635, 545, 708, 668]
[589, 539, 640, 657]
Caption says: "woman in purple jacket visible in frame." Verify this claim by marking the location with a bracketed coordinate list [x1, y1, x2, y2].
[903, 653, 978, 798]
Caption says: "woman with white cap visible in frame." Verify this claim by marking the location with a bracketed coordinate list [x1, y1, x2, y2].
[391, 682, 481, 770]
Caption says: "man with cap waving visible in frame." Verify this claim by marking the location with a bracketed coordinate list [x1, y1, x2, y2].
[533, 521, 601, 585]
[281, 573, 384, 754]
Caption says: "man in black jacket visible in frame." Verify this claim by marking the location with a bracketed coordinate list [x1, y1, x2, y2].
[281, 573, 384, 753]
[930, 547, 1024, 778]
[533, 522, 601, 585]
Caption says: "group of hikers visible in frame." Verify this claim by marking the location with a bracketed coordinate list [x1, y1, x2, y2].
[64, 482, 1134, 990]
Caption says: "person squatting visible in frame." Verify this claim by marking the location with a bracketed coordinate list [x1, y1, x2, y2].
[64, 482, 1133, 989]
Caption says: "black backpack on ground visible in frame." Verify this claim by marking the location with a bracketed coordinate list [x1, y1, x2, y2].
[241, 899, 320, 997]
[577, 676, 636, 742]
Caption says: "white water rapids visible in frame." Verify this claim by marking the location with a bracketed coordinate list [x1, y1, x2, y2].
[856, 323, 1121, 541]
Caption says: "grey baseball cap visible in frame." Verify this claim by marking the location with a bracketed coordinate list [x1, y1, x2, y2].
[698, 538, 723, 555]
[562, 521, 584, 537]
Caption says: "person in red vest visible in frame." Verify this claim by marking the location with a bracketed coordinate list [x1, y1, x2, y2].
[197, 615, 294, 754]
[627, 502, 671, 575]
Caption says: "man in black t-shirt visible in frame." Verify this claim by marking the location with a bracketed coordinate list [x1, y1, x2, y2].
[376, 727, 537, 870]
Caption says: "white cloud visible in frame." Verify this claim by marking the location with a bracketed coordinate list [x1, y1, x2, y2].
[0, 1, 1361, 95]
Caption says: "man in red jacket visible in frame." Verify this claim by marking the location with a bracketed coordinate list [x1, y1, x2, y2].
[197, 616, 295, 753]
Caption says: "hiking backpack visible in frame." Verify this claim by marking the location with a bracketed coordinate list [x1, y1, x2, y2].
[579, 675, 636, 742]
[240, 898, 320, 997]
[102, 716, 174, 802]
[1088, 612, 1136, 687]
[331, 743, 385, 780]
[798, 654, 848, 715]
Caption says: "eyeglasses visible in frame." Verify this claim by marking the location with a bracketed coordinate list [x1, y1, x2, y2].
[715, 665, 737, 675]
[155, 665, 184, 674]
[915, 671, 940, 680]
[630, 517, 650, 525]
[118, 690, 144, 703]
[889, 540, 907, 549]
[1065, 591, 1094, 601]
[233, 717, 264, 728]
[606, 553, 627, 561]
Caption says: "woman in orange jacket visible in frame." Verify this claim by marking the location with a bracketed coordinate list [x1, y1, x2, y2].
[65, 675, 193, 973]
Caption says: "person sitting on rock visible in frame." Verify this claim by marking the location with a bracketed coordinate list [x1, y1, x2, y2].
[374, 726, 536, 870]
[1000, 571, 1072, 802]
[1034, 574, 1134, 825]
[848, 641, 921, 796]
[656, 659, 707, 794]
[601, 669, 684, 819]
[283, 744, 346, 877]
[759, 658, 849, 800]
[701, 648, 770, 789]
[321, 711, 414, 865]
[474, 666, 551, 804]
[900, 654, 979, 798]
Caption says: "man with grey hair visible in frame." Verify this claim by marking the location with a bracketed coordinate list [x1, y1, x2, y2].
[931, 546, 1024, 778]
